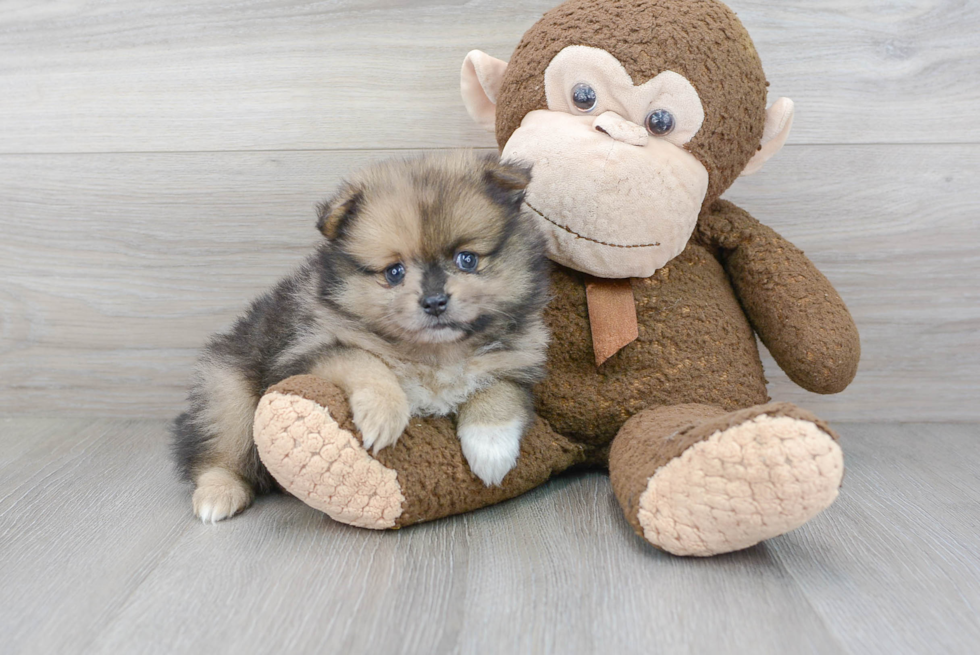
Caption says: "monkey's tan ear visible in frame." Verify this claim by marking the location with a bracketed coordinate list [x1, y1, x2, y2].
[741, 98, 795, 176]
[316, 184, 363, 240]
[461, 50, 509, 133]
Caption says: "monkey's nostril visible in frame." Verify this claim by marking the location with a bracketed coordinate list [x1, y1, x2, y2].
[421, 293, 450, 317]
[592, 111, 648, 147]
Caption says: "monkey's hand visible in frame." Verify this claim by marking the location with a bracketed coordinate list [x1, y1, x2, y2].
[456, 381, 531, 486]
[698, 200, 860, 394]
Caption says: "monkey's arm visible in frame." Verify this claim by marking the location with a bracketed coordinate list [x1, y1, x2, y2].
[697, 200, 860, 394]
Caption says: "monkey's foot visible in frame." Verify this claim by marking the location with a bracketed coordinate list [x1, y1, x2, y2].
[611, 403, 844, 557]
[253, 377, 405, 529]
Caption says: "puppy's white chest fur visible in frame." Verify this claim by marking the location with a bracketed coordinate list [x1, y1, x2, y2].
[391, 359, 493, 417]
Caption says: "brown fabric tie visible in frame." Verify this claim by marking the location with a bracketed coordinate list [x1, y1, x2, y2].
[585, 276, 638, 366]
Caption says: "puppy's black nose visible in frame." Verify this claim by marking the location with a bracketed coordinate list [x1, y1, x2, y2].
[421, 293, 449, 316]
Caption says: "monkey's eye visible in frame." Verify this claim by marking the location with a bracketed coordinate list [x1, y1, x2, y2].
[454, 251, 479, 273]
[645, 109, 676, 136]
[571, 83, 597, 113]
[384, 263, 406, 286]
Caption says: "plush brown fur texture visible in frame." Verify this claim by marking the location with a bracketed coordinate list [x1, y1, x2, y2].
[252, 0, 860, 556]
[696, 200, 861, 393]
[535, 244, 769, 447]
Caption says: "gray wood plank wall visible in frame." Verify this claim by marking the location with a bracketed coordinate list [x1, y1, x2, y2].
[1, 1, 978, 420]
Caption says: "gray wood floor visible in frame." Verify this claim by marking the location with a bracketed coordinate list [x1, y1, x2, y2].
[1, 419, 977, 655]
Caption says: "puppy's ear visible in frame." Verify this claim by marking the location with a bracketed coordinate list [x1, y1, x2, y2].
[481, 156, 532, 207]
[483, 156, 532, 191]
[316, 183, 363, 240]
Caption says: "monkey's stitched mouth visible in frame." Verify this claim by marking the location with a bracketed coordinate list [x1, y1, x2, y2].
[523, 201, 661, 249]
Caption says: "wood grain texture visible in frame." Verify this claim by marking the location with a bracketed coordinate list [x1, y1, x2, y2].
[1, 419, 978, 654]
[2, 145, 977, 420]
[767, 423, 980, 654]
[0, 418, 192, 655]
[1, 0, 978, 153]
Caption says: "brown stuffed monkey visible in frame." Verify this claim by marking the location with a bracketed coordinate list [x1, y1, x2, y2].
[253, 0, 860, 556]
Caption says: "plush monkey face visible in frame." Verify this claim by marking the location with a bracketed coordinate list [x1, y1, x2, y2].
[461, 0, 795, 279]
[500, 45, 710, 277]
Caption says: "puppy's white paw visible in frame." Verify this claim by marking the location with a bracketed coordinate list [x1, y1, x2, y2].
[192, 468, 253, 524]
[349, 385, 410, 453]
[458, 419, 523, 487]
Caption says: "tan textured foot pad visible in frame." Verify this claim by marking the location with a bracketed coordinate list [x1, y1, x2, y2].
[639, 414, 844, 556]
[254, 391, 405, 529]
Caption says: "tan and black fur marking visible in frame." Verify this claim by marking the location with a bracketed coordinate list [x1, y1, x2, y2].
[172, 151, 551, 522]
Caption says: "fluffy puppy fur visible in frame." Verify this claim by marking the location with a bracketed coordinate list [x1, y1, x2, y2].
[173, 151, 551, 523]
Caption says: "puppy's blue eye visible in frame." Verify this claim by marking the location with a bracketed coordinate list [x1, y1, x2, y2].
[454, 251, 479, 273]
[384, 263, 406, 286]
[571, 83, 597, 112]
[645, 109, 675, 136]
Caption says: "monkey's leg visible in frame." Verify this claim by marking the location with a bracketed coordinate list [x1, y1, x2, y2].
[609, 403, 844, 556]
[253, 375, 589, 529]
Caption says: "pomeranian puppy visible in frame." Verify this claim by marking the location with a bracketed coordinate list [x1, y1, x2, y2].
[173, 151, 550, 523]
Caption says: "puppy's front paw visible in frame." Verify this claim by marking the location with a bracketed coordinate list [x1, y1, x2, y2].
[458, 420, 523, 487]
[349, 385, 410, 453]
[192, 468, 253, 524]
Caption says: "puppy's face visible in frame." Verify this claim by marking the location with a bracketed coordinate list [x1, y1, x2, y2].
[318, 152, 546, 345]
